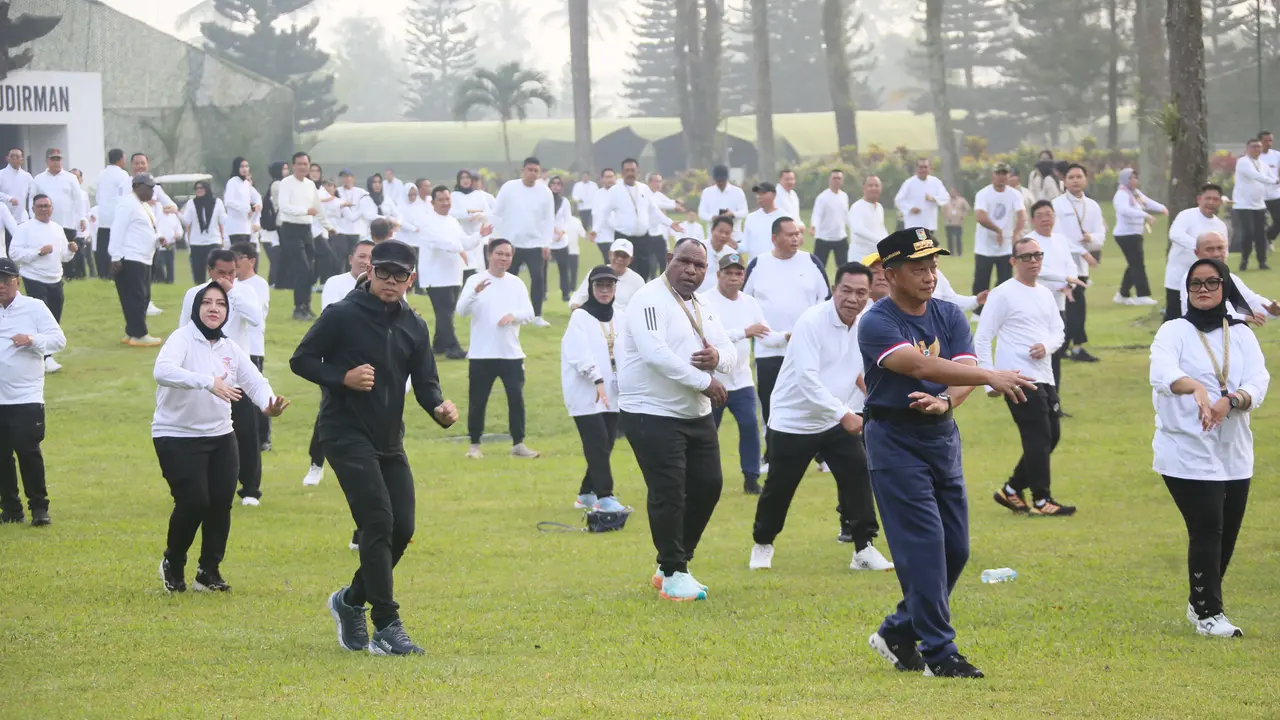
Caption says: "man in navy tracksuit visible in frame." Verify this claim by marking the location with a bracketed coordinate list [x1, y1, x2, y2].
[858, 228, 1035, 679]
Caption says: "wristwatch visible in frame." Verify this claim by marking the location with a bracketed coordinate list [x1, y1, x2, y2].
[937, 393, 953, 412]
[1229, 393, 1240, 410]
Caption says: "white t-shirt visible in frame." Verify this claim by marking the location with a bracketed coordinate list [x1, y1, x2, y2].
[974, 277, 1064, 388]
[701, 289, 786, 391]
[973, 185, 1025, 257]
[742, 251, 830, 359]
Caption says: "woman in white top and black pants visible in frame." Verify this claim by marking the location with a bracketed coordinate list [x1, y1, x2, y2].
[561, 266, 629, 513]
[1112, 168, 1168, 306]
[153, 282, 289, 593]
[180, 180, 226, 285]
[1149, 258, 1269, 638]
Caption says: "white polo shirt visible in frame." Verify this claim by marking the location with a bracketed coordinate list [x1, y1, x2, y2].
[767, 300, 865, 433]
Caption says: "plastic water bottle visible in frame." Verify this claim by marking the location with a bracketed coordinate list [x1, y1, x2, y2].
[980, 568, 1017, 584]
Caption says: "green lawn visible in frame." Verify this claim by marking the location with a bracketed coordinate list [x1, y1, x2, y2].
[4, 207, 1280, 718]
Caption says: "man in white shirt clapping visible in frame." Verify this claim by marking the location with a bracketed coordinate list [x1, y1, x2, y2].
[809, 169, 850, 272]
[976, 236, 1076, 517]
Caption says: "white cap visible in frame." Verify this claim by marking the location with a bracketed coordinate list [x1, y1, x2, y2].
[609, 238, 634, 256]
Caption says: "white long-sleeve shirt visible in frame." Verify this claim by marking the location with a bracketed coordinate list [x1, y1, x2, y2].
[335, 186, 369, 236]
[598, 181, 673, 239]
[223, 176, 254, 235]
[617, 277, 737, 419]
[236, 274, 270, 356]
[9, 220, 74, 284]
[1232, 155, 1278, 210]
[321, 272, 358, 310]
[698, 183, 749, 234]
[933, 268, 980, 312]
[974, 277, 1064, 389]
[768, 300, 864, 433]
[1051, 191, 1108, 274]
[571, 180, 598, 210]
[1028, 230, 1078, 312]
[152, 322, 275, 438]
[95, 164, 132, 227]
[0, 165, 33, 223]
[777, 188, 804, 228]
[743, 250, 830, 359]
[1179, 270, 1270, 320]
[108, 195, 160, 265]
[741, 208, 786, 257]
[1261, 148, 1280, 202]
[702, 288, 786, 391]
[810, 188, 850, 240]
[276, 175, 322, 226]
[570, 267, 644, 312]
[181, 198, 227, 247]
[457, 270, 535, 359]
[0, 293, 65, 405]
[893, 175, 950, 231]
[419, 211, 482, 288]
[551, 199, 574, 249]
[589, 185, 615, 245]
[494, 179, 555, 249]
[449, 190, 491, 238]
[357, 194, 399, 239]
[1164, 208, 1228, 291]
[31, 170, 83, 230]
[178, 281, 265, 355]
[0, 204, 17, 251]
[847, 199, 886, 261]
[561, 308, 624, 416]
[647, 191, 679, 237]
[1149, 319, 1269, 481]
[1112, 188, 1166, 235]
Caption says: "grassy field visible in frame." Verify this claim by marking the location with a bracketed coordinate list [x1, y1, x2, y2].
[3, 207, 1280, 718]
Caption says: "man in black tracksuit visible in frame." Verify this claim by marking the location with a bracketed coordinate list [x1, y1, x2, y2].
[291, 240, 459, 657]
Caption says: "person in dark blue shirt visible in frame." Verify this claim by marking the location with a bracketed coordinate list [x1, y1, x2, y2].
[859, 228, 1035, 679]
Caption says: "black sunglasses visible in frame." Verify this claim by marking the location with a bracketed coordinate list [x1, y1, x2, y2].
[1014, 252, 1045, 262]
[1189, 277, 1223, 292]
[373, 266, 412, 283]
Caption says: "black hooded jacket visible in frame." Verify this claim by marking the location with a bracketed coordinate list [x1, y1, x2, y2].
[290, 281, 448, 451]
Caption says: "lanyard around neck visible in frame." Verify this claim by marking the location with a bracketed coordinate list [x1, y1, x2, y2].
[1196, 319, 1231, 397]
[663, 275, 705, 343]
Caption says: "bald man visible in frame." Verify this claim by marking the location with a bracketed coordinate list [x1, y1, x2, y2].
[1177, 231, 1279, 321]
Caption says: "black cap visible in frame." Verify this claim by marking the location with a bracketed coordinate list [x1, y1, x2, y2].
[718, 252, 746, 270]
[0, 258, 18, 277]
[751, 181, 776, 194]
[877, 227, 950, 268]
[588, 265, 619, 284]
[369, 240, 416, 273]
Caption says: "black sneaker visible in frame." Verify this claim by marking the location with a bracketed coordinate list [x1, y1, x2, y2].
[193, 567, 232, 592]
[445, 347, 468, 360]
[1069, 348, 1100, 363]
[868, 632, 926, 672]
[1, 511, 25, 524]
[368, 619, 425, 656]
[993, 487, 1030, 514]
[837, 529, 854, 543]
[261, 441, 273, 452]
[328, 587, 370, 651]
[925, 653, 985, 678]
[30, 508, 51, 526]
[743, 477, 762, 495]
[159, 558, 186, 593]
[1030, 498, 1078, 517]
[1054, 407, 1073, 418]
[292, 308, 310, 321]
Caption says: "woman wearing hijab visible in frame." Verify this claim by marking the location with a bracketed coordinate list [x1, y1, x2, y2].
[547, 176, 578, 302]
[262, 161, 287, 287]
[452, 170, 493, 279]
[153, 281, 290, 594]
[1112, 167, 1168, 307]
[1028, 150, 1063, 202]
[358, 174, 401, 240]
[560, 265, 630, 514]
[224, 157, 255, 245]
[1149, 258, 1269, 638]
[398, 183, 432, 295]
[180, 181, 227, 285]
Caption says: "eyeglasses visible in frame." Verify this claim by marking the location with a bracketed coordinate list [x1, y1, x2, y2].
[1014, 252, 1045, 262]
[373, 266, 412, 283]
[1189, 277, 1223, 292]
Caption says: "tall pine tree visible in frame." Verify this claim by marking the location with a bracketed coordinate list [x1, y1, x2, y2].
[331, 17, 404, 123]
[907, 0, 1012, 115]
[403, 0, 477, 121]
[471, 0, 531, 68]
[1202, 0, 1253, 77]
[200, 0, 345, 134]
[624, 0, 680, 117]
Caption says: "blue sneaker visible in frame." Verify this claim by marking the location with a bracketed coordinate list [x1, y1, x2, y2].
[328, 588, 369, 651]
[575, 493, 597, 510]
[650, 566, 707, 592]
[369, 620, 425, 656]
[592, 496, 631, 513]
[659, 571, 708, 602]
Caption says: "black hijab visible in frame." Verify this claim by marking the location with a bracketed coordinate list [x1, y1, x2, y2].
[1034, 159, 1056, 180]
[1183, 258, 1251, 333]
[582, 266, 617, 322]
[193, 181, 216, 234]
[230, 156, 248, 183]
[551, 175, 565, 214]
[268, 161, 287, 182]
[455, 170, 474, 195]
[190, 281, 229, 341]
[367, 174, 385, 211]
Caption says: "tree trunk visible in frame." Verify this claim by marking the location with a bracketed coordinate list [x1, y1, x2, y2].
[569, 0, 593, 173]
[680, 0, 708, 168]
[1166, 0, 1208, 215]
[924, 0, 959, 186]
[501, 118, 513, 176]
[1136, 0, 1170, 199]
[674, 0, 695, 168]
[751, 0, 775, 177]
[1107, 0, 1121, 149]
[822, 0, 858, 151]
[700, 0, 724, 168]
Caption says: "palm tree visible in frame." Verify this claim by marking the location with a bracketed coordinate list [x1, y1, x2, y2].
[568, 0, 593, 173]
[751, 0, 774, 178]
[454, 62, 555, 174]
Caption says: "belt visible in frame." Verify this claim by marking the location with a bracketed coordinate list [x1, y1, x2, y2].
[864, 405, 953, 426]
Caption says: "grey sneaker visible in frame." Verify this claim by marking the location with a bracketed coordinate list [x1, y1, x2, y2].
[159, 558, 186, 593]
[510, 443, 540, 459]
[368, 619, 425, 656]
[328, 588, 370, 651]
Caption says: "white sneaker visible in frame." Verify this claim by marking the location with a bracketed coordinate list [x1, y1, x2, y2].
[817, 461, 830, 473]
[44, 356, 62, 373]
[241, 497, 260, 507]
[760, 461, 770, 474]
[1133, 295, 1158, 306]
[1186, 602, 1198, 625]
[659, 571, 707, 602]
[465, 444, 483, 459]
[531, 316, 552, 328]
[510, 443, 540, 459]
[1195, 613, 1243, 638]
[1112, 292, 1135, 306]
[851, 544, 895, 571]
[302, 464, 323, 486]
[749, 543, 774, 570]
[146, 302, 164, 316]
